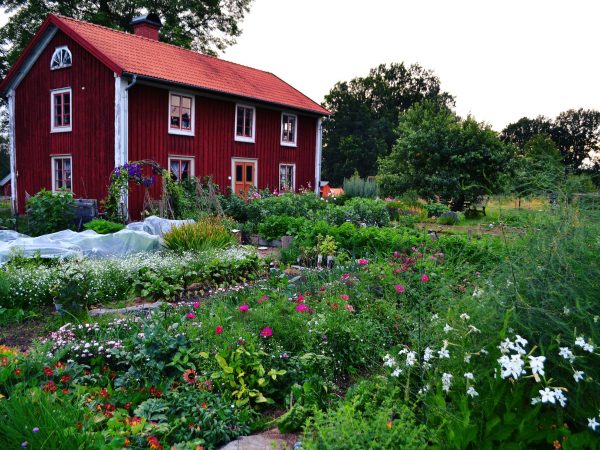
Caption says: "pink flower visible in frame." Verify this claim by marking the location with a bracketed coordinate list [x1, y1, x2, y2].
[420, 274, 429, 283]
[297, 294, 305, 303]
[215, 326, 223, 335]
[319, 287, 326, 292]
[239, 304, 249, 312]
[358, 259, 369, 266]
[193, 302, 200, 309]
[295, 304, 310, 313]
[345, 304, 355, 312]
[260, 327, 273, 338]
[186, 313, 196, 319]
[340, 294, 350, 301]
[342, 273, 350, 280]
[395, 284, 405, 294]
[393, 268, 401, 274]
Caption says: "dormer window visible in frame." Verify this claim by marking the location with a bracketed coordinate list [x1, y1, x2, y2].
[50, 46, 72, 70]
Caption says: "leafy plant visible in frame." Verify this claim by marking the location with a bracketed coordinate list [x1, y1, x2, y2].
[423, 202, 450, 218]
[343, 172, 378, 198]
[83, 218, 125, 234]
[26, 189, 75, 236]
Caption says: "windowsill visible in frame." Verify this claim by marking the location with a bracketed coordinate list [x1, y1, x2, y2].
[280, 141, 297, 147]
[169, 128, 194, 137]
[235, 135, 255, 144]
[51, 127, 72, 133]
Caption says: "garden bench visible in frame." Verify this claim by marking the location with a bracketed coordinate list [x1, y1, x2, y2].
[464, 196, 488, 217]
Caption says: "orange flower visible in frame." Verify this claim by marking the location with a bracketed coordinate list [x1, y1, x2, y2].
[387, 421, 393, 429]
[14, 368, 21, 376]
[201, 402, 207, 409]
[124, 438, 131, 447]
[42, 381, 57, 392]
[553, 441, 562, 449]
[60, 374, 71, 384]
[183, 369, 197, 384]
[148, 436, 162, 450]
[43, 367, 53, 377]
[1, 357, 7, 366]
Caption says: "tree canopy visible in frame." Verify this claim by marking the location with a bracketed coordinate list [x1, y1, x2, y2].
[0, 0, 253, 77]
[379, 100, 514, 210]
[321, 63, 454, 185]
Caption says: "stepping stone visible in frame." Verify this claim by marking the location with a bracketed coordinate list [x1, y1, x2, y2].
[217, 434, 287, 450]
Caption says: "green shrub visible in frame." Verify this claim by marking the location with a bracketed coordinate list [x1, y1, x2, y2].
[377, 173, 405, 198]
[162, 217, 236, 252]
[83, 218, 125, 234]
[423, 202, 449, 218]
[343, 172, 378, 198]
[438, 211, 460, 225]
[257, 215, 306, 241]
[322, 198, 390, 227]
[26, 189, 75, 236]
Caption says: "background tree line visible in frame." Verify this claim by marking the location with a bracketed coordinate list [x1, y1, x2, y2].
[322, 63, 600, 209]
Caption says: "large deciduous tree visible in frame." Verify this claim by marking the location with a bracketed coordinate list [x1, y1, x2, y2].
[321, 63, 454, 185]
[0, 0, 253, 77]
[379, 100, 513, 210]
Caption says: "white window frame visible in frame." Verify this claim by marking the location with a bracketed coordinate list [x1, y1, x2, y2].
[168, 155, 195, 181]
[234, 104, 256, 143]
[279, 163, 296, 192]
[280, 112, 298, 147]
[51, 155, 73, 193]
[230, 158, 258, 192]
[50, 46, 72, 70]
[50, 87, 72, 133]
[168, 91, 195, 136]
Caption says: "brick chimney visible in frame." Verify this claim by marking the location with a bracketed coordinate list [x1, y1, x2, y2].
[130, 13, 162, 41]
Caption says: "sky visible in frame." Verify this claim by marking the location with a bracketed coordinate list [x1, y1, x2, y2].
[223, 0, 600, 130]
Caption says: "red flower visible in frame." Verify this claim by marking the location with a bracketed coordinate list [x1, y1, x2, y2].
[43, 367, 53, 377]
[215, 326, 223, 335]
[54, 361, 65, 369]
[60, 374, 71, 384]
[43, 381, 57, 392]
[148, 436, 162, 450]
[358, 259, 369, 265]
[296, 294, 305, 303]
[14, 368, 21, 376]
[1, 357, 7, 366]
[260, 327, 273, 338]
[319, 287, 326, 292]
[201, 402, 207, 409]
[99, 388, 110, 399]
[62, 389, 69, 395]
[341, 273, 350, 280]
[124, 402, 132, 410]
[340, 294, 349, 301]
[183, 369, 197, 384]
[421, 274, 429, 283]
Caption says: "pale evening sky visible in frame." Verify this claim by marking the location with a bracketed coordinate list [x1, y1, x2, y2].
[223, 0, 600, 130]
[1, 0, 598, 131]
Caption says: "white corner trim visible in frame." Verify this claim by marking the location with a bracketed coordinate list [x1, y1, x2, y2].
[234, 104, 256, 143]
[230, 158, 258, 192]
[168, 90, 195, 136]
[7, 90, 17, 214]
[279, 162, 296, 192]
[50, 87, 72, 133]
[280, 112, 298, 147]
[314, 118, 323, 194]
[114, 76, 129, 217]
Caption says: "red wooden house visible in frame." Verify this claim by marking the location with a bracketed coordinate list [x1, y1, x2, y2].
[0, 13, 329, 218]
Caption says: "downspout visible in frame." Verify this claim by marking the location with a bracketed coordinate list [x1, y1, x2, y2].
[314, 118, 323, 195]
[7, 89, 17, 215]
[125, 74, 138, 91]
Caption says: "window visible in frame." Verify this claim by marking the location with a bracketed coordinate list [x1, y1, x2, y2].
[51, 156, 72, 192]
[168, 157, 194, 181]
[279, 163, 295, 192]
[50, 88, 72, 133]
[281, 113, 297, 146]
[169, 92, 195, 135]
[50, 46, 72, 70]
[235, 104, 256, 143]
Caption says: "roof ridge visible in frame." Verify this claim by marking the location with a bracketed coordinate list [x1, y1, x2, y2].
[52, 14, 279, 78]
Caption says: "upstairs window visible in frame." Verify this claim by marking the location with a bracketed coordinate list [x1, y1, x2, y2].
[281, 113, 297, 146]
[169, 156, 194, 181]
[51, 88, 72, 133]
[235, 104, 256, 143]
[52, 156, 72, 192]
[50, 46, 72, 70]
[279, 163, 295, 192]
[169, 92, 194, 135]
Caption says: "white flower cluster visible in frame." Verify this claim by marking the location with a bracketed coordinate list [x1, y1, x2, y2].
[575, 336, 595, 353]
[497, 335, 529, 380]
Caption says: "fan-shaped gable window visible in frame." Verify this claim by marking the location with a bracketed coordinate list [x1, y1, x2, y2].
[50, 46, 72, 70]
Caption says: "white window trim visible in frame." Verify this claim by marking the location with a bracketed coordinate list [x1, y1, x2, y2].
[50, 46, 72, 70]
[230, 158, 258, 192]
[279, 163, 296, 192]
[234, 104, 256, 143]
[280, 112, 298, 147]
[168, 155, 195, 180]
[50, 87, 72, 133]
[168, 90, 195, 136]
[51, 155, 73, 193]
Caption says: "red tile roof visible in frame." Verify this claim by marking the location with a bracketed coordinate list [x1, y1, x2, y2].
[5, 14, 330, 115]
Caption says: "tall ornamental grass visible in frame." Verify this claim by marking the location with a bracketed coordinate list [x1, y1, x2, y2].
[161, 216, 236, 252]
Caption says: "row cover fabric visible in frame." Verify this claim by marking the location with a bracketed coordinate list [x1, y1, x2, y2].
[0, 216, 192, 263]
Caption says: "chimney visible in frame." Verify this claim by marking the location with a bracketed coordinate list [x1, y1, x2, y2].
[130, 13, 162, 41]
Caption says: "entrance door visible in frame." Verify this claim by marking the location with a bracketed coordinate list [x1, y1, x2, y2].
[233, 160, 256, 196]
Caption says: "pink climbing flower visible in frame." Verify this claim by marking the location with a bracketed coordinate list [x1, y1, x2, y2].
[421, 274, 430, 283]
[239, 304, 249, 312]
[395, 284, 405, 294]
[260, 327, 273, 338]
[340, 294, 350, 301]
[186, 313, 196, 319]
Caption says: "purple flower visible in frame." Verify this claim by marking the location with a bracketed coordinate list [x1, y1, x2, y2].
[21, 442, 28, 448]
[32, 427, 39, 433]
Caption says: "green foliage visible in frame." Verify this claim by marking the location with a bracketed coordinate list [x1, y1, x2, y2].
[565, 174, 597, 196]
[322, 62, 454, 184]
[50, 264, 91, 313]
[322, 198, 390, 227]
[83, 218, 125, 234]
[379, 100, 514, 210]
[423, 202, 450, 218]
[438, 211, 460, 225]
[257, 215, 306, 241]
[25, 189, 75, 236]
[377, 173, 405, 198]
[162, 217, 236, 253]
[342, 172, 378, 198]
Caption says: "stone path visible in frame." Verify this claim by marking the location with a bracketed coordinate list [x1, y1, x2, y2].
[218, 429, 299, 450]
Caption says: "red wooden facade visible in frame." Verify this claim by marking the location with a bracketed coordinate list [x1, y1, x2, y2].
[1, 14, 327, 219]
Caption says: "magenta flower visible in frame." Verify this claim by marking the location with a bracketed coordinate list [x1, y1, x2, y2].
[395, 284, 405, 294]
[193, 302, 200, 309]
[239, 305, 249, 312]
[358, 259, 369, 266]
[186, 312, 196, 319]
[260, 327, 273, 338]
[345, 304, 355, 312]
[295, 304, 310, 313]
[342, 273, 350, 280]
[340, 294, 349, 301]
[421, 274, 429, 283]
[297, 294, 305, 303]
